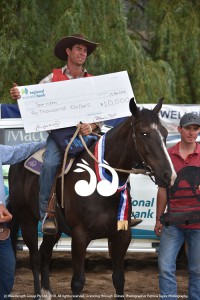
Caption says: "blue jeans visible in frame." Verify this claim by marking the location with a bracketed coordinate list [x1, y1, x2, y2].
[39, 134, 62, 219]
[158, 226, 200, 300]
[0, 237, 16, 300]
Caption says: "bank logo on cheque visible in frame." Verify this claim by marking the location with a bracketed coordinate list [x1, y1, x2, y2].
[21, 88, 29, 95]
[74, 159, 119, 197]
[21, 88, 45, 98]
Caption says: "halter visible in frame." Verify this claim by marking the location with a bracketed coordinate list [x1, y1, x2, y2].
[131, 124, 156, 183]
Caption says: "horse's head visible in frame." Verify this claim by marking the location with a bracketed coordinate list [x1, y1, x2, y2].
[130, 97, 176, 187]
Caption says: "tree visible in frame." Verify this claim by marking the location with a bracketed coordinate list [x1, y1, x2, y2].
[0, 0, 199, 104]
[127, 0, 200, 104]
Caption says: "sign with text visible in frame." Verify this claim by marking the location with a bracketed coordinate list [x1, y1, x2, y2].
[138, 104, 200, 133]
[17, 71, 134, 133]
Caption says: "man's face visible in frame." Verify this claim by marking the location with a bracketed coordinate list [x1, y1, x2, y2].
[66, 43, 88, 66]
[178, 124, 200, 144]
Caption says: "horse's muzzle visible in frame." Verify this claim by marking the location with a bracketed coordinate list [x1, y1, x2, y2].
[155, 170, 176, 188]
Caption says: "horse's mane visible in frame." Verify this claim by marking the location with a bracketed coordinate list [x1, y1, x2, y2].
[104, 107, 161, 139]
[105, 117, 131, 137]
[135, 108, 161, 126]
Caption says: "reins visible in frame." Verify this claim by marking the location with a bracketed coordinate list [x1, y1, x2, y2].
[60, 123, 154, 208]
[79, 134, 149, 175]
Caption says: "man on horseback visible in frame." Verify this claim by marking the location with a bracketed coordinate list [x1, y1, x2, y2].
[10, 34, 102, 235]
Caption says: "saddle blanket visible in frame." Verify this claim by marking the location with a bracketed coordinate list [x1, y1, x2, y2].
[24, 148, 74, 177]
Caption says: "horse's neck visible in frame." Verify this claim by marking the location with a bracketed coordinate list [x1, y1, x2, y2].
[104, 118, 138, 181]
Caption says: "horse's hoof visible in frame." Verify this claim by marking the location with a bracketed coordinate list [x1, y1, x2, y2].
[41, 288, 52, 300]
[130, 218, 142, 227]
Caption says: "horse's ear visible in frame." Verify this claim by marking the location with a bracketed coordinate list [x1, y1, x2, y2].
[153, 97, 164, 114]
[129, 97, 139, 116]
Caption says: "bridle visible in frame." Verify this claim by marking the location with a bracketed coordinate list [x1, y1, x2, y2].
[131, 123, 156, 183]
[59, 122, 157, 206]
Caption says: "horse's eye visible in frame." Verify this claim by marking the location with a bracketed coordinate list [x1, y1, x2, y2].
[137, 132, 148, 138]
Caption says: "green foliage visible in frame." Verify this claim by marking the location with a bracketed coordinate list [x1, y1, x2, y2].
[144, 0, 200, 103]
[0, 0, 51, 100]
[0, 0, 199, 104]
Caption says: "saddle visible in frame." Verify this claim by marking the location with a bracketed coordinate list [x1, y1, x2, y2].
[24, 149, 74, 235]
[24, 148, 75, 177]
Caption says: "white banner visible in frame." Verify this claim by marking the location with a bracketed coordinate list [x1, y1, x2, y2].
[17, 71, 134, 133]
[138, 104, 200, 133]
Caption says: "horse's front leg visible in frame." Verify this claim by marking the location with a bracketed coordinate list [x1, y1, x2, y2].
[109, 229, 131, 300]
[71, 227, 89, 299]
[20, 219, 41, 300]
[39, 231, 62, 300]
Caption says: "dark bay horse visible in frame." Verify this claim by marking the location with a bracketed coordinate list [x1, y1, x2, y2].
[9, 98, 176, 299]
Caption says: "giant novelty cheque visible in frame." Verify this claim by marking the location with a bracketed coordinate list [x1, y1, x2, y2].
[17, 70, 200, 134]
[17, 71, 134, 133]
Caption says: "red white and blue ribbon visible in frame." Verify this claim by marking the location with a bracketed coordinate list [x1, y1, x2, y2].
[94, 134, 129, 230]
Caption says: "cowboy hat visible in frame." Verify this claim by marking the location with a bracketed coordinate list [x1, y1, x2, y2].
[54, 34, 99, 61]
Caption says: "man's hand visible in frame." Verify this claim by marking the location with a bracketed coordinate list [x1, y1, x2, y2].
[154, 220, 163, 237]
[79, 123, 94, 136]
[0, 204, 13, 223]
[10, 83, 21, 100]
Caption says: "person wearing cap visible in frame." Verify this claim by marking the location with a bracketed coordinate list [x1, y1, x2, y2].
[154, 113, 200, 300]
[10, 34, 102, 234]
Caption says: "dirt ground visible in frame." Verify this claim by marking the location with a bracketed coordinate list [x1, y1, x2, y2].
[11, 250, 189, 300]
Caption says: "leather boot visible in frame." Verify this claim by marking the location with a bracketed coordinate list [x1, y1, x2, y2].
[130, 218, 143, 227]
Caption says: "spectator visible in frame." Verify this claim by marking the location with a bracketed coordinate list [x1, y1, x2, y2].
[154, 113, 200, 300]
[0, 141, 46, 300]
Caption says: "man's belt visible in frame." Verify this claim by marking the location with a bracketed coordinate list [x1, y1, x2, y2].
[160, 211, 200, 226]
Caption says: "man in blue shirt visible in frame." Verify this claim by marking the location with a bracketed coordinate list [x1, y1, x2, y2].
[0, 141, 45, 300]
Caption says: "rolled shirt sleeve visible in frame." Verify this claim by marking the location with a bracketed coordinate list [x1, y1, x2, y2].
[0, 141, 46, 165]
[0, 141, 46, 205]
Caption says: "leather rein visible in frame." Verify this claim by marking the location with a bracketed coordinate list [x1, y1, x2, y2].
[59, 123, 156, 207]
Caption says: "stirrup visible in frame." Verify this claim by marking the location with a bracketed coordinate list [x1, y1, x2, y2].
[41, 213, 58, 235]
